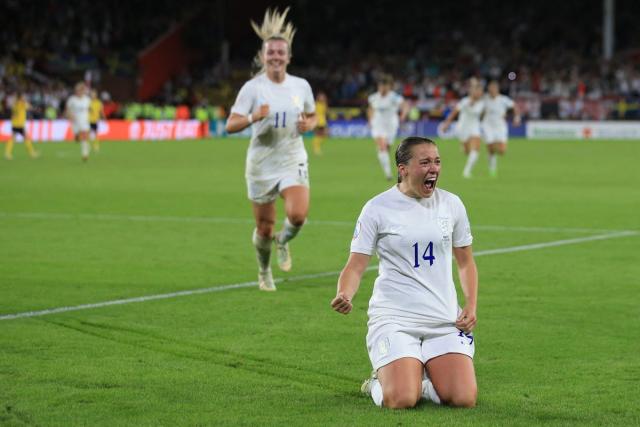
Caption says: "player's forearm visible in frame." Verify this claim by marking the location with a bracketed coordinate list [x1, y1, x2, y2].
[307, 114, 317, 130]
[225, 114, 252, 134]
[458, 261, 478, 309]
[337, 267, 363, 300]
[444, 110, 458, 125]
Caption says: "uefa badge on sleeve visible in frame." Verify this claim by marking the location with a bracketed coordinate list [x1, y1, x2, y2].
[353, 221, 362, 240]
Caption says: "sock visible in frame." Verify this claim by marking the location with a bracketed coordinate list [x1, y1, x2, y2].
[312, 136, 323, 154]
[252, 229, 272, 272]
[5, 138, 14, 157]
[25, 139, 35, 156]
[377, 150, 392, 179]
[489, 153, 498, 172]
[92, 135, 100, 151]
[370, 379, 383, 407]
[422, 378, 441, 404]
[463, 150, 479, 176]
[81, 140, 90, 158]
[278, 217, 303, 245]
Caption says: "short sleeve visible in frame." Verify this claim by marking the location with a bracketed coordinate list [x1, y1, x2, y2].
[503, 96, 515, 109]
[350, 201, 378, 255]
[455, 98, 468, 111]
[394, 93, 404, 109]
[451, 196, 473, 247]
[303, 80, 316, 114]
[368, 94, 375, 107]
[230, 81, 255, 116]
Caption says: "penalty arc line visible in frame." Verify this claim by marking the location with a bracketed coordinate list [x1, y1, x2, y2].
[0, 230, 637, 321]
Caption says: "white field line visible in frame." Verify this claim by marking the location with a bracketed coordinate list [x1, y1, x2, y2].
[0, 230, 637, 321]
[0, 211, 635, 234]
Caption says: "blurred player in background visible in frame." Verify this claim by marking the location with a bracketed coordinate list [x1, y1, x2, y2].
[368, 75, 408, 180]
[89, 89, 105, 152]
[225, 8, 316, 291]
[65, 82, 92, 162]
[312, 91, 328, 155]
[441, 81, 485, 178]
[482, 81, 521, 177]
[331, 137, 478, 409]
[5, 92, 38, 160]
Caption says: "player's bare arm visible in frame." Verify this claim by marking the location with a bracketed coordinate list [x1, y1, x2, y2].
[453, 245, 478, 333]
[441, 108, 459, 132]
[331, 252, 370, 314]
[512, 104, 522, 126]
[225, 104, 270, 133]
[399, 100, 410, 122]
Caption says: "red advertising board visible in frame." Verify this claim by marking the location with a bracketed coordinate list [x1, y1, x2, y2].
[0, 120, 207, 142]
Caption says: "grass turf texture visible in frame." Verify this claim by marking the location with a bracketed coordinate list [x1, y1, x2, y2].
[1, 137, 639, 426]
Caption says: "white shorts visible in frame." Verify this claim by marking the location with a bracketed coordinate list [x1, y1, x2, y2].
[456, 123, 481, 142]
[246, 162, 309, 204]
[366, 322, 475, 371]
[73, 122, 90, 135]
[371, 124, 398, 140]
[482, 123, 508, 144]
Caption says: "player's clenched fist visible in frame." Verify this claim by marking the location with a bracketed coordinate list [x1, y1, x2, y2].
[331, 293, 352, 314]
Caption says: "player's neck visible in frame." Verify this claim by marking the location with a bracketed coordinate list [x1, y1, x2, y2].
[266, 71, 286, 84]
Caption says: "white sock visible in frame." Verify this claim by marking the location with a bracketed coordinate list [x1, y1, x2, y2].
[278, 217, 303, 245]
[422, 378, 441, 404]
[252, 229, 272, 272]
[489, 153, 498, 172]
[377, 150, 392, 179]
[370, 379, 383, 407]
[81, 141, 90, 158]
[463, 150, 479, 176]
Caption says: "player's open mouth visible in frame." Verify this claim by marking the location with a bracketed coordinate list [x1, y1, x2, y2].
[424, 177, 437, 190]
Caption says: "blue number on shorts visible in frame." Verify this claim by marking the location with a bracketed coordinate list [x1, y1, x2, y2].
[274, 112, 287, 128]
[412, 241, 435, 268]
[458, 330, 474, 345]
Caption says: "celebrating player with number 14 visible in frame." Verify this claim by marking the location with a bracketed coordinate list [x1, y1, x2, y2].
[226, 8, 316, 291]
[332, 137, 479, 409]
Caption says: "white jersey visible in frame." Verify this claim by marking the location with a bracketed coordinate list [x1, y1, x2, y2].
[66, 95, 91, 126]
[456, 97, 485, 129]
[231, 73, 315, 180]
[483, 94, 514, 126]
[368, 91, 403, 128]
[351, 186, 473, 328]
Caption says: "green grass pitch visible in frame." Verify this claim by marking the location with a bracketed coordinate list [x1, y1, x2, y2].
[1, 136, 639, 426]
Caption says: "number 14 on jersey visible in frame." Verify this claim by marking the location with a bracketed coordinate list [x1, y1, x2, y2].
[412, 241, 435, 268]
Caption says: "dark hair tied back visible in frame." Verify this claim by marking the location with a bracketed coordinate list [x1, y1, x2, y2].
[395, 137, 437, 183]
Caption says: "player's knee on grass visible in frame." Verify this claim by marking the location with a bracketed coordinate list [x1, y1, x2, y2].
[439, 384, 477, 408]
[382, 384, 422, 409]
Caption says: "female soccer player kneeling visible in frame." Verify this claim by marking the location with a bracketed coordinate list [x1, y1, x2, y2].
[331, 137, 478, 409]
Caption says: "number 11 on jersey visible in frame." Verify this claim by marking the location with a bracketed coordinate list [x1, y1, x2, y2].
[274, 112, 286, 128]
[412, 241, 435, 268]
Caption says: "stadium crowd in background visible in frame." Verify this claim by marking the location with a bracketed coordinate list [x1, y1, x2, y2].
[1, 0, 640, 122]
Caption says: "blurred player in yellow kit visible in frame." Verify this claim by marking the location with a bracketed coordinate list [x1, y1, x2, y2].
[89, 90, 105, 152]
[5, 92, 38, 160]
[312, 91, 328, 155]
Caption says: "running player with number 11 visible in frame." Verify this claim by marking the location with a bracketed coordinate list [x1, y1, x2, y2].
[226, 8, 316, 291]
